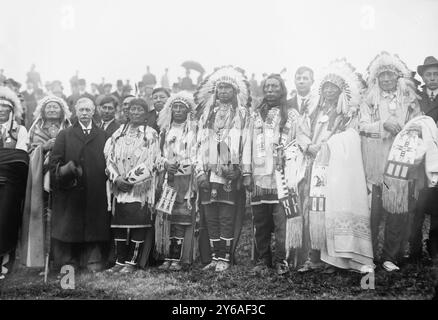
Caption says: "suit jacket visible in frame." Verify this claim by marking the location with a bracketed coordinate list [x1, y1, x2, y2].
[287, 96, 299, 113]
[49, 121, 110, 242]
[100, 119, 120, 138]
[418, 86, 438, 123]
[146, 110, 159, 133]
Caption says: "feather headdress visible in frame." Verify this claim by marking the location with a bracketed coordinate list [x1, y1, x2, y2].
[0, 86, 23, 120]
[317, 58, 361, 114]
[364, 51, 418, 105]
[32, 94, 71, 120]
[194, 65, 251, 124]
[157, 91, 196, 132]
[29, 94, 71, 134]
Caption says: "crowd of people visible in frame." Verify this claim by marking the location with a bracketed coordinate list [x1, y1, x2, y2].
[1, 52, 437, 283]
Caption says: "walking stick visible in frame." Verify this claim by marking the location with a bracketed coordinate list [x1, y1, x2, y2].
[44, 191, 52, 284]
[248, 191, 255, 262]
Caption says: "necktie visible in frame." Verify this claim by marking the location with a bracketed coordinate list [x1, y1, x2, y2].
[431, 92, 435, 101]
[84, 129, 90, 135]
[300, 98, 308, 114]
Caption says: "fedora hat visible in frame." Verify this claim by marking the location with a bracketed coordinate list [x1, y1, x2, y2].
[417, 56, 438, 76]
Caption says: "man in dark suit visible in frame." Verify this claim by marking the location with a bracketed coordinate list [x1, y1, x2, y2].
[409, 56, 438, 265]
[417, 56, 438, 122]
[97, 95, 120, 138]
[49, 97, 110, 272]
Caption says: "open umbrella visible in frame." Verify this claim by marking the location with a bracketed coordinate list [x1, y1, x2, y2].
[181, 61, 205, 74]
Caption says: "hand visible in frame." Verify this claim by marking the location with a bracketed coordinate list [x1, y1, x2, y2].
[115, 176, 133, 193]
[224, 167, 240, 181]
[197, 174, 210, 190]
[242, 175, 253, 192]
[307, 144, 321, 157]
[405, 123, 422, 135]
[42, 139, 56, 151]
[383, 120, 402, 136]
[166, 163, 179, 176]
[431, 174, 438, 187]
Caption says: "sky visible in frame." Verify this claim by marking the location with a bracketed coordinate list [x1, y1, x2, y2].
[0, 0, 437, 94]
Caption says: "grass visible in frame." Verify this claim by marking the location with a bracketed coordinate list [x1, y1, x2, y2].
[1, 214, 436, 300]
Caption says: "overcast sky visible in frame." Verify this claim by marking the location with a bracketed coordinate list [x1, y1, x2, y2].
[1, 0, 437, 93]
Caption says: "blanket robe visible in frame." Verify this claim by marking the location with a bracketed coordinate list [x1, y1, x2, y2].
[320, 128, 374, 271]
[21, 119, 70, 267]
[0, 120, 29, 274]
[296, 104, 354, 252]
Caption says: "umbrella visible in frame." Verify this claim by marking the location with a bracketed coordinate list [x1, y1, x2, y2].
[181, 61, 205, 74]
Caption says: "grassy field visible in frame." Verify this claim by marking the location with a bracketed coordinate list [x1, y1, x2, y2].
[1, 215, 437, 300]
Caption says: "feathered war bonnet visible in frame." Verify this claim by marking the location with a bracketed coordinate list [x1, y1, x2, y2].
[194, 65, 252, 126]
[0, 86, 23, 122]
[365, 51, 418, 105]
[29, 94, 72, 133]
[157, 91, 197, 133]
[317, 58, 361, 114]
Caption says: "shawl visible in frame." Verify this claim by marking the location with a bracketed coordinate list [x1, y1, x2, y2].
[320, 128, 374, 271]
[0, 149, 29, 256]
[283, 140, 307, 253]
[383, 115, 438, 214]
[21, 118, 70, 267]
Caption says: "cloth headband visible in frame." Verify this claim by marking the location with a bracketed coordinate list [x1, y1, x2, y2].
[0, 99, 14, 109]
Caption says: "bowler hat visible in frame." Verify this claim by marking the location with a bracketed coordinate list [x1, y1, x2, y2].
[417, 56, 438, 76]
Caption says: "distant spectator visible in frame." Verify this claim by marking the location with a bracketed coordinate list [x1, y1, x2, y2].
[180, 69, 194, 91]
[249, 73, 259, 97]
[112, 80, 124, 104]
[20, 79, 38, 128]
[161, 68, 170, 89]
[142, 66, 157, 87]
[91, 83, 100, 99]
[67, 81, 80, 114]
[70, 70, 79, 86]
[44, 81, 52, 94]
[26, 64, 42, 89]
[0, 69, 7, 84]
[51, 80, 67, 101]
[103, 83, 112, 95]
[78, 79, 95, 103]
[123, 80, 133, 97]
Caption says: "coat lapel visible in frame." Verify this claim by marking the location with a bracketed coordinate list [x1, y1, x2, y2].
[85, 123, 99, 144]
[420, 89, 438, 117]
[72, 122, 86, 143]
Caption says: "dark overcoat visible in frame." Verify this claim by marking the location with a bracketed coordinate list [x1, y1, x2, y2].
[104, 120, 120, 138]
[49, 121, 110, 243]
[418, 86, 438, 122]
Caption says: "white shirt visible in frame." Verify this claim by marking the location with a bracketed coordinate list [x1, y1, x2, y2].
[0, 121, 29, 151]
[101, 118, 114, 131]
[79, 121, 92, 134]
[297, 93, 310, 111]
